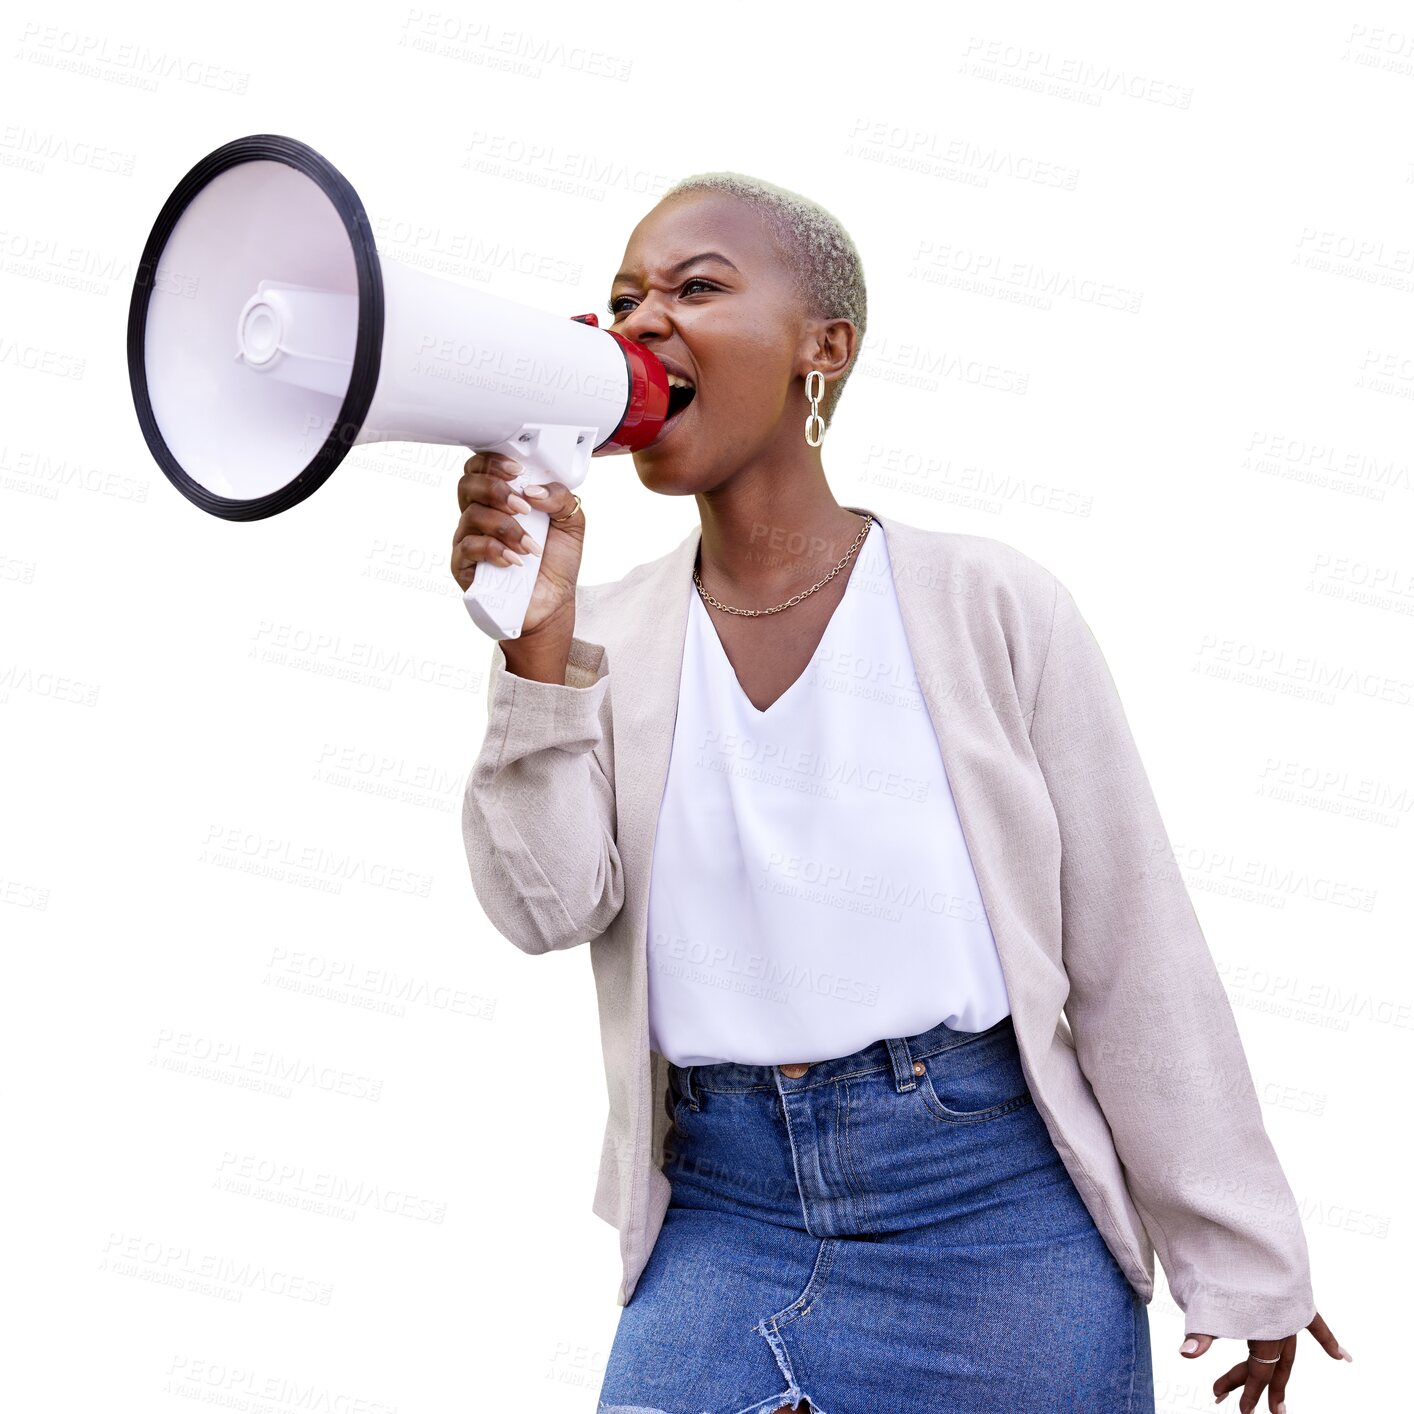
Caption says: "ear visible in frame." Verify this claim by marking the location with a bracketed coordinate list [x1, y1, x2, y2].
[797, 317, 857, 387]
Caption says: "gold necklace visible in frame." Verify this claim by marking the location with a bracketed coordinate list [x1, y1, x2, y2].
[693, 513, 874, 617]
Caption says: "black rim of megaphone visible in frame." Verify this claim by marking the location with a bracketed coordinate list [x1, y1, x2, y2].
[126, 133, 384, 522]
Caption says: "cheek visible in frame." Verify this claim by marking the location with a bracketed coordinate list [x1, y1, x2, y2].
[698, 323, 795, 413]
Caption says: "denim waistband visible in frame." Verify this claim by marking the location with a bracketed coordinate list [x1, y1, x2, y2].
[668, 1013, 1017, 1097]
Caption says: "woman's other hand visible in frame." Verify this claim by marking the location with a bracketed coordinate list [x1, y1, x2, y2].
[1180, 1308, 1351, 1411]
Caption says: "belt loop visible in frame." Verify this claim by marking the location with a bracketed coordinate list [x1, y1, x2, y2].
[885, 1036, 917, 1093]
[681, 1063, 699, 1110]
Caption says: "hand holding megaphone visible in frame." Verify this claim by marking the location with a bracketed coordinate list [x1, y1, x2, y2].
[451, 452, 585, 646]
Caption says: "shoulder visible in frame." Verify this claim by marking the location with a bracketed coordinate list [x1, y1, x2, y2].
[879, 519, 1076, 717]
[883, 517, 1061, 632]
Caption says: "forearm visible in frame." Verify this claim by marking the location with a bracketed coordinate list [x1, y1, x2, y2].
[1061, 842, 1315, 1338]
[462, 633, 624, 953]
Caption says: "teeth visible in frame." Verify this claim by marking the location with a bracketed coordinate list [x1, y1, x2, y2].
[665, 373, 694, 389]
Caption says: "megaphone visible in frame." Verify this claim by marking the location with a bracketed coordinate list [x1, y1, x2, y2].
[125, 133, 675, 639]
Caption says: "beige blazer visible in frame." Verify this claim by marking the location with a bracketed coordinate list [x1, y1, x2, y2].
[462, 504, 1317, 1341]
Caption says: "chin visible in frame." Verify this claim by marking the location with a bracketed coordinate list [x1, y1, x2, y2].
[632, 463, 696, 499]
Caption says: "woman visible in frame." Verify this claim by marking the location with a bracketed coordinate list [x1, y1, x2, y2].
[453, 174, 1349, 1413]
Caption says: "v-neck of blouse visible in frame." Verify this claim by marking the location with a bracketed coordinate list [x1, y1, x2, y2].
[690, 529, 871, 718]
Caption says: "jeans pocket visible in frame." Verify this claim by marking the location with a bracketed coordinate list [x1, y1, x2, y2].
[916, 1029, 1034, 1125]
[666, 1065, 697, 1123]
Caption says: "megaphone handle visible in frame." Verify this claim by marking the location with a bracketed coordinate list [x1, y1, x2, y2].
[461, 495, 551, 641]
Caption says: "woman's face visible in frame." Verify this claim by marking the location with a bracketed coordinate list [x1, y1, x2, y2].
[608, 191, 815, 494]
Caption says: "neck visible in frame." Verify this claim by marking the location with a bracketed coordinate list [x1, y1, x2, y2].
[693, 454, 866, 604]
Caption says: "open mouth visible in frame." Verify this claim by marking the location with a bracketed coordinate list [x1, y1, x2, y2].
[664, 374, 696, 421]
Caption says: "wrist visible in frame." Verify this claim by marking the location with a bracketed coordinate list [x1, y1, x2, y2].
[501, 631, 574, 685]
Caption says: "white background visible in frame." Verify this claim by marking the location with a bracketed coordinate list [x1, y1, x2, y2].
[3, 0, 1407, 1408]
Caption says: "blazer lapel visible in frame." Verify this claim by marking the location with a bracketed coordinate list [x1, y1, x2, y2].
[876, 511, 1071, 1060]
[601, 522, 700, 904]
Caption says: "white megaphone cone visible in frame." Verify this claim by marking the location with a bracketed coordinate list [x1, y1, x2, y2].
[126, 133, 675, 639]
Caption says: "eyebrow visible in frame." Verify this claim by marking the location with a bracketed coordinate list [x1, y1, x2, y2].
[611, 251, 740, 286]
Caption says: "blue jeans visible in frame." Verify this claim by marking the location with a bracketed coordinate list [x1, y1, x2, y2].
[599, 1014, 1154, 1413]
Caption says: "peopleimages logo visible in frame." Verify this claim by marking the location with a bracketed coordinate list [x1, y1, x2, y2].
[15, 23, 251, 94]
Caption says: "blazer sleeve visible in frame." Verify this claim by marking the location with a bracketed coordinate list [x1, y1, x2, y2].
[461, 632, 625, 955]
[1027, 575, 1317, 1342]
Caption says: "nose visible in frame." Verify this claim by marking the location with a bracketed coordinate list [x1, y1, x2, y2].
[614, 291, 673, 343]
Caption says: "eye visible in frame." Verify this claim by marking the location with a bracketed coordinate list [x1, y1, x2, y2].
[607, 276, 719, 317]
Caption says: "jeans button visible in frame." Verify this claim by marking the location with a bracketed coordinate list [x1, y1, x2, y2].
[779, 1062, 811, 1078]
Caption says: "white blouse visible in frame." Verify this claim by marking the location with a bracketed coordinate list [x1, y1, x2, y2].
[646, 519, 1012, 1067]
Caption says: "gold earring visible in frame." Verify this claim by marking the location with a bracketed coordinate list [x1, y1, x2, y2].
[804, 370, 825, 447]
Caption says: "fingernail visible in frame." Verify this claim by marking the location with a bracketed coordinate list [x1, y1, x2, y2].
[1276, 1403, 1286, 1413]
[521, 533, 542, 554]
[523, 484, 548, 498]
[1181, 1338, 1200, 1353]
[503, 549, 524, 565]
[1338, 1345, 1352, 1361]
[508, 493, 533, 515]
